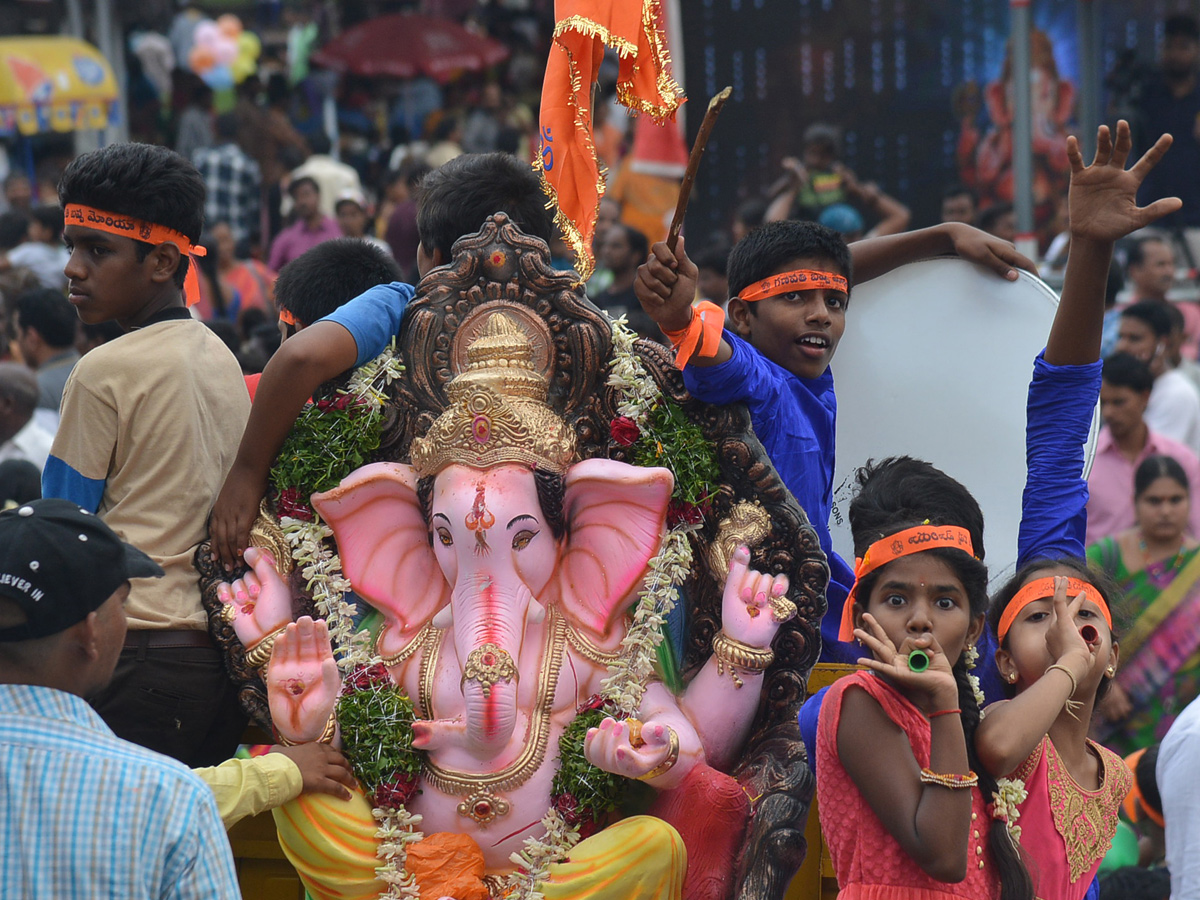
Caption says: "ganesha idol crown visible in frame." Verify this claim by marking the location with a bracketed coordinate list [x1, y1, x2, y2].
[409, 313, 578, 477]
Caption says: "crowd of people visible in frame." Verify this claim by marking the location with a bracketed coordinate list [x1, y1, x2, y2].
[5, 5, 1200, 900]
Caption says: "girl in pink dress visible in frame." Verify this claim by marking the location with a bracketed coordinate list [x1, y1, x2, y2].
[979, 565, 1131, 900]
[817, 457, 1026, 900]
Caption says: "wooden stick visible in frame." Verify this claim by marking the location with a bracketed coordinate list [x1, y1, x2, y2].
[667, 86, 732, 253]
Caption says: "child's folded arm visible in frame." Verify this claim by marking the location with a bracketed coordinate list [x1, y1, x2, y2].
[209, 283, 415, 567]
[209, 320, 359, 567]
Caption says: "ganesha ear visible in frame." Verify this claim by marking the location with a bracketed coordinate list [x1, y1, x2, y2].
[554, 458, 674, 639]
[311, 462, 449, 640]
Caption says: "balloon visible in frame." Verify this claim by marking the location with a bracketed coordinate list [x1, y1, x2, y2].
[201, 64, 234, 91]
[217, 14, 243, 39]
[213, 37, 238, 66]
[237, 31, 262, 60]
[232, 56, 256, 83]
[194, 20, 221, 48]
[189, 45, 216, 73]
[232, 30, 262, 84]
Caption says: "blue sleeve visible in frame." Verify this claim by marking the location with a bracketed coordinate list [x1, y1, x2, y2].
[321, 281, 416, 368]
[682, 332, 786, 412]
[1017, 350, 1102, 567]
[41, 455, 105, 513]
[820, 552, 865, 664]
[798, 685, 830, 773]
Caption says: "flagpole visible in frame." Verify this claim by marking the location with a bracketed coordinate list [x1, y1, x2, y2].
[666, 86, 732, 253]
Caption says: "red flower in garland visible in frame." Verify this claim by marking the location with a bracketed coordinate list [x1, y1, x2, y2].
[277, 487, 314, 521]
[609, 416, 641, 447]
[666, 497, 710, 528]
[576, 694, 607, 715]
[315, 393, 357, 414]
[373, 772, 420, 809]
[344, 663, 391, 694]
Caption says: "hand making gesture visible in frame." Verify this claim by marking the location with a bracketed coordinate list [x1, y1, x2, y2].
[1066, 120, 1181, 243]
[853, 612, 960, 715]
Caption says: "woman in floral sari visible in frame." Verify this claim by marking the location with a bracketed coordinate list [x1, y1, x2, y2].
[1087, 454, 1200, 754]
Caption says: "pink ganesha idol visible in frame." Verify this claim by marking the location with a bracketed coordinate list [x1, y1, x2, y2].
[219, 314, 798, 900]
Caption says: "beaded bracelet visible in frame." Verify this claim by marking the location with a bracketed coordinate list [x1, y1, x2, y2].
[919, 768, 978, 789]
[927, 708, 962, 719]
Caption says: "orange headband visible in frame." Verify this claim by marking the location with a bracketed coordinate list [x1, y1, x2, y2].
[739, 268, 849, 302]
[996, 576, 1111, 642]
[278, 307, 297, 326]
[1122, 748, 1165, 828]
[663, 300, 725, 369]
[838, 524, 975, 641]
[64, 204, 207, 308]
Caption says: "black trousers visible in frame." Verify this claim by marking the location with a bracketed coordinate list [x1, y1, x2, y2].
[88, 636, 247, 767]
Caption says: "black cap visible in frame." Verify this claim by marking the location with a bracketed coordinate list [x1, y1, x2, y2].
[0, 499, 163, 642]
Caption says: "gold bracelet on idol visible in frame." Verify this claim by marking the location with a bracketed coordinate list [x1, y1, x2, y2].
[712, 630, 774, 688]
[244, 623, 289, 669]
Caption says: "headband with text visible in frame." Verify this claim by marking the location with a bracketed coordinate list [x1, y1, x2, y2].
[996, 576, 1112, 642]
[64, 204, 207, 308]
[838, 524, 976, 642]
[738, 268, 849, 303]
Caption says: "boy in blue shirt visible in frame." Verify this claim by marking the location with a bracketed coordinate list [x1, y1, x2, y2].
[635, 223, 1034, 661]
[210, 145, 1033, 592]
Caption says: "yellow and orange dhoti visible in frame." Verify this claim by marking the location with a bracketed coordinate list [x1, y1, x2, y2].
[274, 788, 686, 900]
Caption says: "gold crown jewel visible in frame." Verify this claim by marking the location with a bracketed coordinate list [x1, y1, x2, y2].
[409, 314, 577, 477]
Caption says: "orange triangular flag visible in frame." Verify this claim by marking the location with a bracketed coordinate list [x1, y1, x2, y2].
[534, 0, 683, 281]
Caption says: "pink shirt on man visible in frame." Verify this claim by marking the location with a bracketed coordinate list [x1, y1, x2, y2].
[267, 216, 342, 272]
[1085, 425, 1200, 544]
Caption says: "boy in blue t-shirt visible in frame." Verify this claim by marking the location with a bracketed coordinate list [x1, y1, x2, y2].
[634, 222, 1035, 661]
[210, 146, 1034, 596]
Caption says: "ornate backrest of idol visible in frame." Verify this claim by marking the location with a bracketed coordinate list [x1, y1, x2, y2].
[199, 213, 828, 900]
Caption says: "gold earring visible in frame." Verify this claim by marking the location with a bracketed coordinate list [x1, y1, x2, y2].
[1105, 666, 1115, 677]
[1007, 672, 1017, 683]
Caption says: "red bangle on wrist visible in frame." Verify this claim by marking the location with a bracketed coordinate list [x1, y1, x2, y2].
[928, 708, 962, 719]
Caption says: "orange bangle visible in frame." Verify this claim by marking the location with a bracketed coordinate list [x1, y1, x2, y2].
[661, 300, 726, 369]
[927, 708, 962, 719]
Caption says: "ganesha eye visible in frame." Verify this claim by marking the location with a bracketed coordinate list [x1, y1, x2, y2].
[435, 527, 453, 547]
[512, 529, 539, 551]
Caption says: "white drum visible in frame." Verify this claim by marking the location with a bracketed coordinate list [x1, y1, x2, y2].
[827, 258, 1100, 586]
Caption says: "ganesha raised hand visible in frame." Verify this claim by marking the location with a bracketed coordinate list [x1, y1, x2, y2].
[720, 544, 793, 652]
[216, 547, 293, 653]
[267, 616, 342, 745]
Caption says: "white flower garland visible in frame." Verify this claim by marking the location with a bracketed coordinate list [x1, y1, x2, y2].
[991, 777, 1028, 844]
[279, 344, 405, 673]
[371, 806, 424, 900]
[501, 809, 583, 900]
[962, 643, 986, 710]
[601, 528, 693, 717]
[601, 313, 701, 714]
[606, 315, 660, 424]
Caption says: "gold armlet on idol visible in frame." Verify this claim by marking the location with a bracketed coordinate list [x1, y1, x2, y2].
[712, 630, 774, 688]
[636, 727, 680, 781]
[244, 623, 289, 669]
[277, 713, 337, 747]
